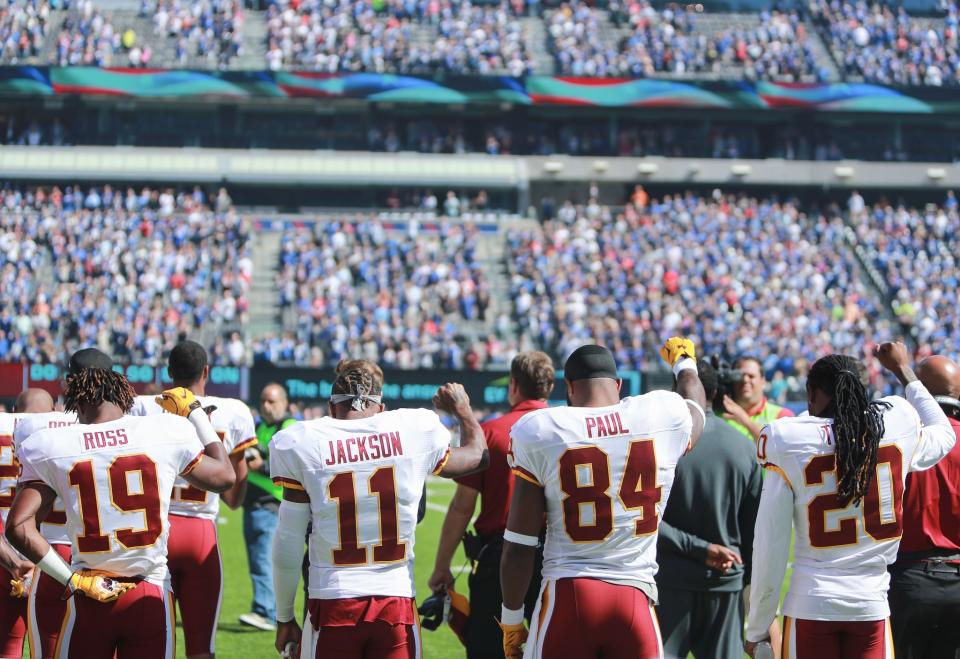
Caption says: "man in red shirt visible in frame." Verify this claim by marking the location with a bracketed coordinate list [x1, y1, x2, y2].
[888, 354, 960, 659]
[428, 351, 555, 659]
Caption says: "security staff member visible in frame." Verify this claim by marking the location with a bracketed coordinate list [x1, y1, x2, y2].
[428, 352, 554, 658]
[888, 355, 960, 658]
[238, 382, 297, 631]
[656, 361, 768, 658]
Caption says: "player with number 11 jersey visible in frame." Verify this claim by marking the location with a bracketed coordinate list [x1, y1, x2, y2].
[270, 360, 489, 659]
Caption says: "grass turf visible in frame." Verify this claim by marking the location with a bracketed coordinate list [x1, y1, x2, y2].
[54, 476, 786, 658]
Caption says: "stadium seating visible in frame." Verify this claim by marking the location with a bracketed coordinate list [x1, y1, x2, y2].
[269, 216, 500, 369]
[812, 0, 960, 87]
[264, 0, 530, 74]
[850, 193, 960, 359]
[506, 192, 899, 393]
[549, 1, 822, 81]
[0, 185, 251, 366]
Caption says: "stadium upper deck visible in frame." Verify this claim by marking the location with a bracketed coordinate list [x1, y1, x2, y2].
[0, 0, 957, 87]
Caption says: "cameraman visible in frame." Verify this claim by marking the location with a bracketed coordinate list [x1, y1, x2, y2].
[721, 357, 793, 441]
[428, 352, 553, 658]
[888, 355, 960, 658]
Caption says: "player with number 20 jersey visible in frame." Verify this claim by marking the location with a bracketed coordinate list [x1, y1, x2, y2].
[746, 347, 956, 659]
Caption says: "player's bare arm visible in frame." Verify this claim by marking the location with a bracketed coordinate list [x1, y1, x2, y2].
[273, 487, 310, 657]
[428, 484, 479, 592]
[6, 482, 56, 565]
[498, 478, 545, 659]
[220, 451, 249, 508]
[432, 383, 490, 477]
[660, 337, 707, 448]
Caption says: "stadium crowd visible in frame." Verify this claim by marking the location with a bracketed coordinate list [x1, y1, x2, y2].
[0, 184, 251, 366]
[0, 0, 49, 63]
[549, 1, 821, 81]
[3, 182, 960, 403]
[264, 0, 531, 74]
[271, 217, 506, 370]
[812, 0, 960, 87]
[508, 190, 899, 394]
[150, 0, 244, 68]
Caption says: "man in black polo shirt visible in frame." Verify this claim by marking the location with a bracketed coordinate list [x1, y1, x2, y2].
[656, 361, 764, 658]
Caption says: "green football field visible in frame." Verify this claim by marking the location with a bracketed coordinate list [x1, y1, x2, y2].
[74, 476, 786, 658]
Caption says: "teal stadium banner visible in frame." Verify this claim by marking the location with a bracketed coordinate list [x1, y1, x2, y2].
[1, 67, 960, 113]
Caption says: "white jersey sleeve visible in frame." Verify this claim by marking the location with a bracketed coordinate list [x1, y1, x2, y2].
[270, 408, 451, 599]
[13, 412, 78, 545]
[17, 416, 203, 585]
[745, 452, 794, 642]
[0, 414, 23, 525]
[510, 391, 692, 587]
[129, 395, 164, 416]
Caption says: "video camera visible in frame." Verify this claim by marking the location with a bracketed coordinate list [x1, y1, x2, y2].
[709, 355, 744, 415]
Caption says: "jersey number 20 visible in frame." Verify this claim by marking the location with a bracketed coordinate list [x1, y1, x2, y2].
[805, 444, 904, 547]
[558, 441, 661, 542]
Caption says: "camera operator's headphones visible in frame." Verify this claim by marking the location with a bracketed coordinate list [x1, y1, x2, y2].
[934, 395, 960, 418]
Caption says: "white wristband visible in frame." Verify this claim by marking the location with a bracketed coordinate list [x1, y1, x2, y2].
[188, 408, 221, 446]
[37, 547, 72, 586]
[685, 399, 706, 426]
[504, 529, 539, 547]
[501, 605, 524, 626]
[672, 357, 697, 378]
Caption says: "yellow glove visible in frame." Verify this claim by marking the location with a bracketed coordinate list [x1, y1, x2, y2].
[499, 621, 528, 659]
[659, 337, 696, 367]
[66, 570, 137, 603]
[155, 387, 202, 418]
[9, 575, 30, 599]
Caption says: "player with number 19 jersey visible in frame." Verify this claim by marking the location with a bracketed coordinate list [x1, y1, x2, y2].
[508, 390, 693, 657]
[270, 408, 451, 657]
[17, 414, 205, 658]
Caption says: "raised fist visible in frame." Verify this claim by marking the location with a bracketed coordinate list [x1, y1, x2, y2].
[660, 337, 696, 367]
[433, 383, 471, 416]
[873, 342, 911, 374]
[155, 387, 202, 417]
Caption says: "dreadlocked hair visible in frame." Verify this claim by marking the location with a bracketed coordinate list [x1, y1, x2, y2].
[332, 361, 383, 408]
[808, 354, 891, 507]
[63, 367, 136, 414]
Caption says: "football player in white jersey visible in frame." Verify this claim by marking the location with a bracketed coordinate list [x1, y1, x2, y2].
[745, 342, 956, 659]
[0, 389, 57, 658]
[129, 340, 255, 659]
[499, 340, 707, 659]
[270, 359, 489, 659]
[11, 388, 77, 659]
[5, 348, 236, 659]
